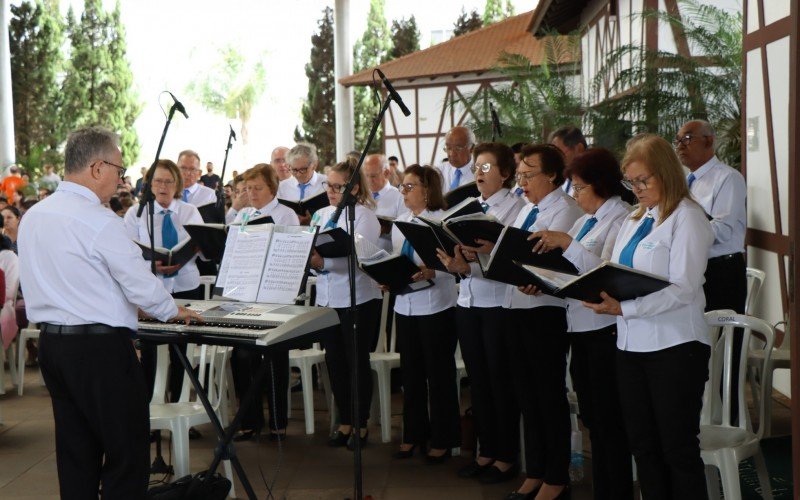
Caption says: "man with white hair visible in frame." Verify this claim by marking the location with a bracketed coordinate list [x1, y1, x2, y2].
[364, 154, 406, 251]
[276, 143, 327, 224]
[271, 146, 291, 181]
[435, 126, 475, 193]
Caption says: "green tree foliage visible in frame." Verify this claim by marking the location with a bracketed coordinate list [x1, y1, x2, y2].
[353, 0, 392, 153]
[456, 35, 583, 145]
[294, 7, 336, 167]
[187, 46, 266, 146]
[453, 9, 483, 37]
[483, 0, 515, 26]
[9, 0, 64, 173]
[61, 0, 141, 166]
[590, 1, 742, 166]
[390, 16, 420, 59]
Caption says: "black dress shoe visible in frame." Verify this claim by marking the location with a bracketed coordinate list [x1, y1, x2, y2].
[269, 431, 287, 442]
[392, 444, 417, 459]
[504, 492, 534, 500]
[478, 463, 520, 484]
[347, 429, 369, 451]
[327, 430, 351, 447]
[188, 427, 202, 440]
[425, 448, 452, 464]
[457, 460, 494, 478]
[233, 429, 258, 442]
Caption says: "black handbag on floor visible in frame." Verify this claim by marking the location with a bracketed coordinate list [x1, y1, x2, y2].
[147, 471, 231, 500]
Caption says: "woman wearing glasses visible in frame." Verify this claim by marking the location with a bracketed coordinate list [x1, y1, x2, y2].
[389, 165, 460, 462]
[124, 159, 203, 402]
[308, 157, 382, 449]
[496, 144, 583, 500]
[229, 163, 299, 442]
[530, 148, 634, 500]
[578, 134, 713, 498]
[436, 142, 525, 484]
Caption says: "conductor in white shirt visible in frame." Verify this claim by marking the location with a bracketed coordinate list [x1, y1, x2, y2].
[275, 143, 328, 225]
[582, 134, 714, 499]
[177, 149, 217, 207]
[18, 127, 201, 499]
[435, 126, 476, 193]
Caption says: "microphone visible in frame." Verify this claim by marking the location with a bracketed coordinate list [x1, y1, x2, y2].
[375, 69, 411, 117]
[230, 125, 237, 142]
[489, 102, 502, 138]
[167, 92, 189, 119]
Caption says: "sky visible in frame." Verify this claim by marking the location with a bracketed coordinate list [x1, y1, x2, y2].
[48, 0, 535, 180]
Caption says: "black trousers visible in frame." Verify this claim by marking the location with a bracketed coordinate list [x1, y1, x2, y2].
[456, 306, 519, 463]
[703, 252, 747, 422]
[617, 341, 710, 500]
[40, 332, 149, 499]
[505, 307, 570, 485]
[569, 326, 633, 500]
[230, 349, 289, 432]
[322, 299, 382, 428]
[396, 308, 461, 449]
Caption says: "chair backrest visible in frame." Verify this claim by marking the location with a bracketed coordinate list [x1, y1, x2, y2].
[175, 344, 231, 412]
[702, 311, 774, 438]
[373, 291, 392, 354]
[745, 267, 765, 316]
[150, 344, 171, 404]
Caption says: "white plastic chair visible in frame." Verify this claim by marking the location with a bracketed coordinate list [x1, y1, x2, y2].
[701, 311, 774, 500]
[15, 326, 41, 396]
[199, 275, 217, 300]
[744, 267, 765, 316]
[288, 343, 331, 434]
[150, 343, 235, 497]
[747, 316, 789, 438]
[369, 291, 400, 443]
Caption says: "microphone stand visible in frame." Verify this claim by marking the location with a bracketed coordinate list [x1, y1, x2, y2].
[329, 91, 397, 500]
[214, 126, 236, 223]
[140, 101, 181, 476]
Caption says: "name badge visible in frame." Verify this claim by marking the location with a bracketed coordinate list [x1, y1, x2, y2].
[640, 241, 656, 250]
[583, 238, 598, 248]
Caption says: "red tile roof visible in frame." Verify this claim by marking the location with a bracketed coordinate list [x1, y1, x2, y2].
[340, 11, 568, 87]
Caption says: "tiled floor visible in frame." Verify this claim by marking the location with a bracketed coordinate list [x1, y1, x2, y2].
[0, 366, 793, 499]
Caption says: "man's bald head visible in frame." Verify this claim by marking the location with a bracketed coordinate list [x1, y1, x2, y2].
[444, 126, 475, 168]
[271, 146, 291, 180]
[675, 120, 716, 171]
[364, 154, 388, 193]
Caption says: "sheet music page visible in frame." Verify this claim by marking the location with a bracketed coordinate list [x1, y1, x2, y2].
[256, 226, 316, 304]
[222, 225, 273, 302]
[214, 229, 240, 292]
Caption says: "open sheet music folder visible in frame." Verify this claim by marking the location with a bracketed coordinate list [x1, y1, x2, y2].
[136, 238, 197, 268]
[213, 224, 318, 304]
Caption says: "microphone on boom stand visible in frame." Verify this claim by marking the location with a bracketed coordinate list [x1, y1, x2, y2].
[490, 102, 502, 142]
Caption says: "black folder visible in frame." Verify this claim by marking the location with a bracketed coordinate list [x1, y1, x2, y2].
[444, 214, 505, 246]
[136, 238, 197, 268]
[393, 220, 455, 272]
[315, 227, 352, 258]
[230, 213, 274, 226]
[183, 223, 226, 262]
[196, 202, 224, 224]
[444, 181, 480, 208]
[490, 226, 579, 275]
[377, 215, 395, 235]
[360, 254, 434, 293]
[278, 191, 330, 216]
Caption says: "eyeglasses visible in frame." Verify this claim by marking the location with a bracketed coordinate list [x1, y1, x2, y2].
[572, 183, 590, 195]
[621, 174, 654, 191]
[470, 163, 493, 174]
[399, 182, 421, 193]
[514, 171, 541, 183]
[99, 160, 126, 179]
[673, 134, 708, 148]
[442, 144, 470, 153]
[151, 179, 176, 186]
[322, 181, 346, 194]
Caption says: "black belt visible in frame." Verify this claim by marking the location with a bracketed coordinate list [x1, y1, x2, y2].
[40, 322, 132, 336]
[708, 252, 744, 264]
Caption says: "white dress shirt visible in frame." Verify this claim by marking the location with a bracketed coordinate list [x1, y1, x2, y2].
[390, 210, 457, 316]
[561, 196, 631, 332]
[124, 199, 203, 294]
[231, 198, 300, 226]
[372, 182, 408, 252]
[19, 181, 178, 329]
[458, 188, 525, 308]
[311, 204, 382, 308]
[611, 199, 714, 352]
[503, 188, 584, 309]
[436, 159, 475, 193]
[225, 207, 239, 224]
[184, 182, 217, 207]
[276, 171, 327, 201]
[687, 156, 746, 258]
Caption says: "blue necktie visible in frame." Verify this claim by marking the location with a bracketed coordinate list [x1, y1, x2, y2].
[182, 189, 189, 202]
[299, 182, 310, 200]
[564, 178, 572, 193]
[450, 168, 462, 191]
[618, 216, 654, 268]
[401, 239, 415, 260]
[373, 192, 380, 199]
[687, 173, 696, 188]
[575, 217, 598, 242]
[514, 187, 523, 196]
[324, 217, 337, 230]
[161, 210, 179, 277]
[521, 206, 539, 231]
[480, 202, 489, 213]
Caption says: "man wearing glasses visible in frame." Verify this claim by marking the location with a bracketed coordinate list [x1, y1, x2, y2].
[276, 142, 327, 224]
[435, 126, 476, 193]
[364, 154, 406, 251]
[177, 149, 217, 207]
[18, 127, 202, 498]
[271, 146, 292, 181]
